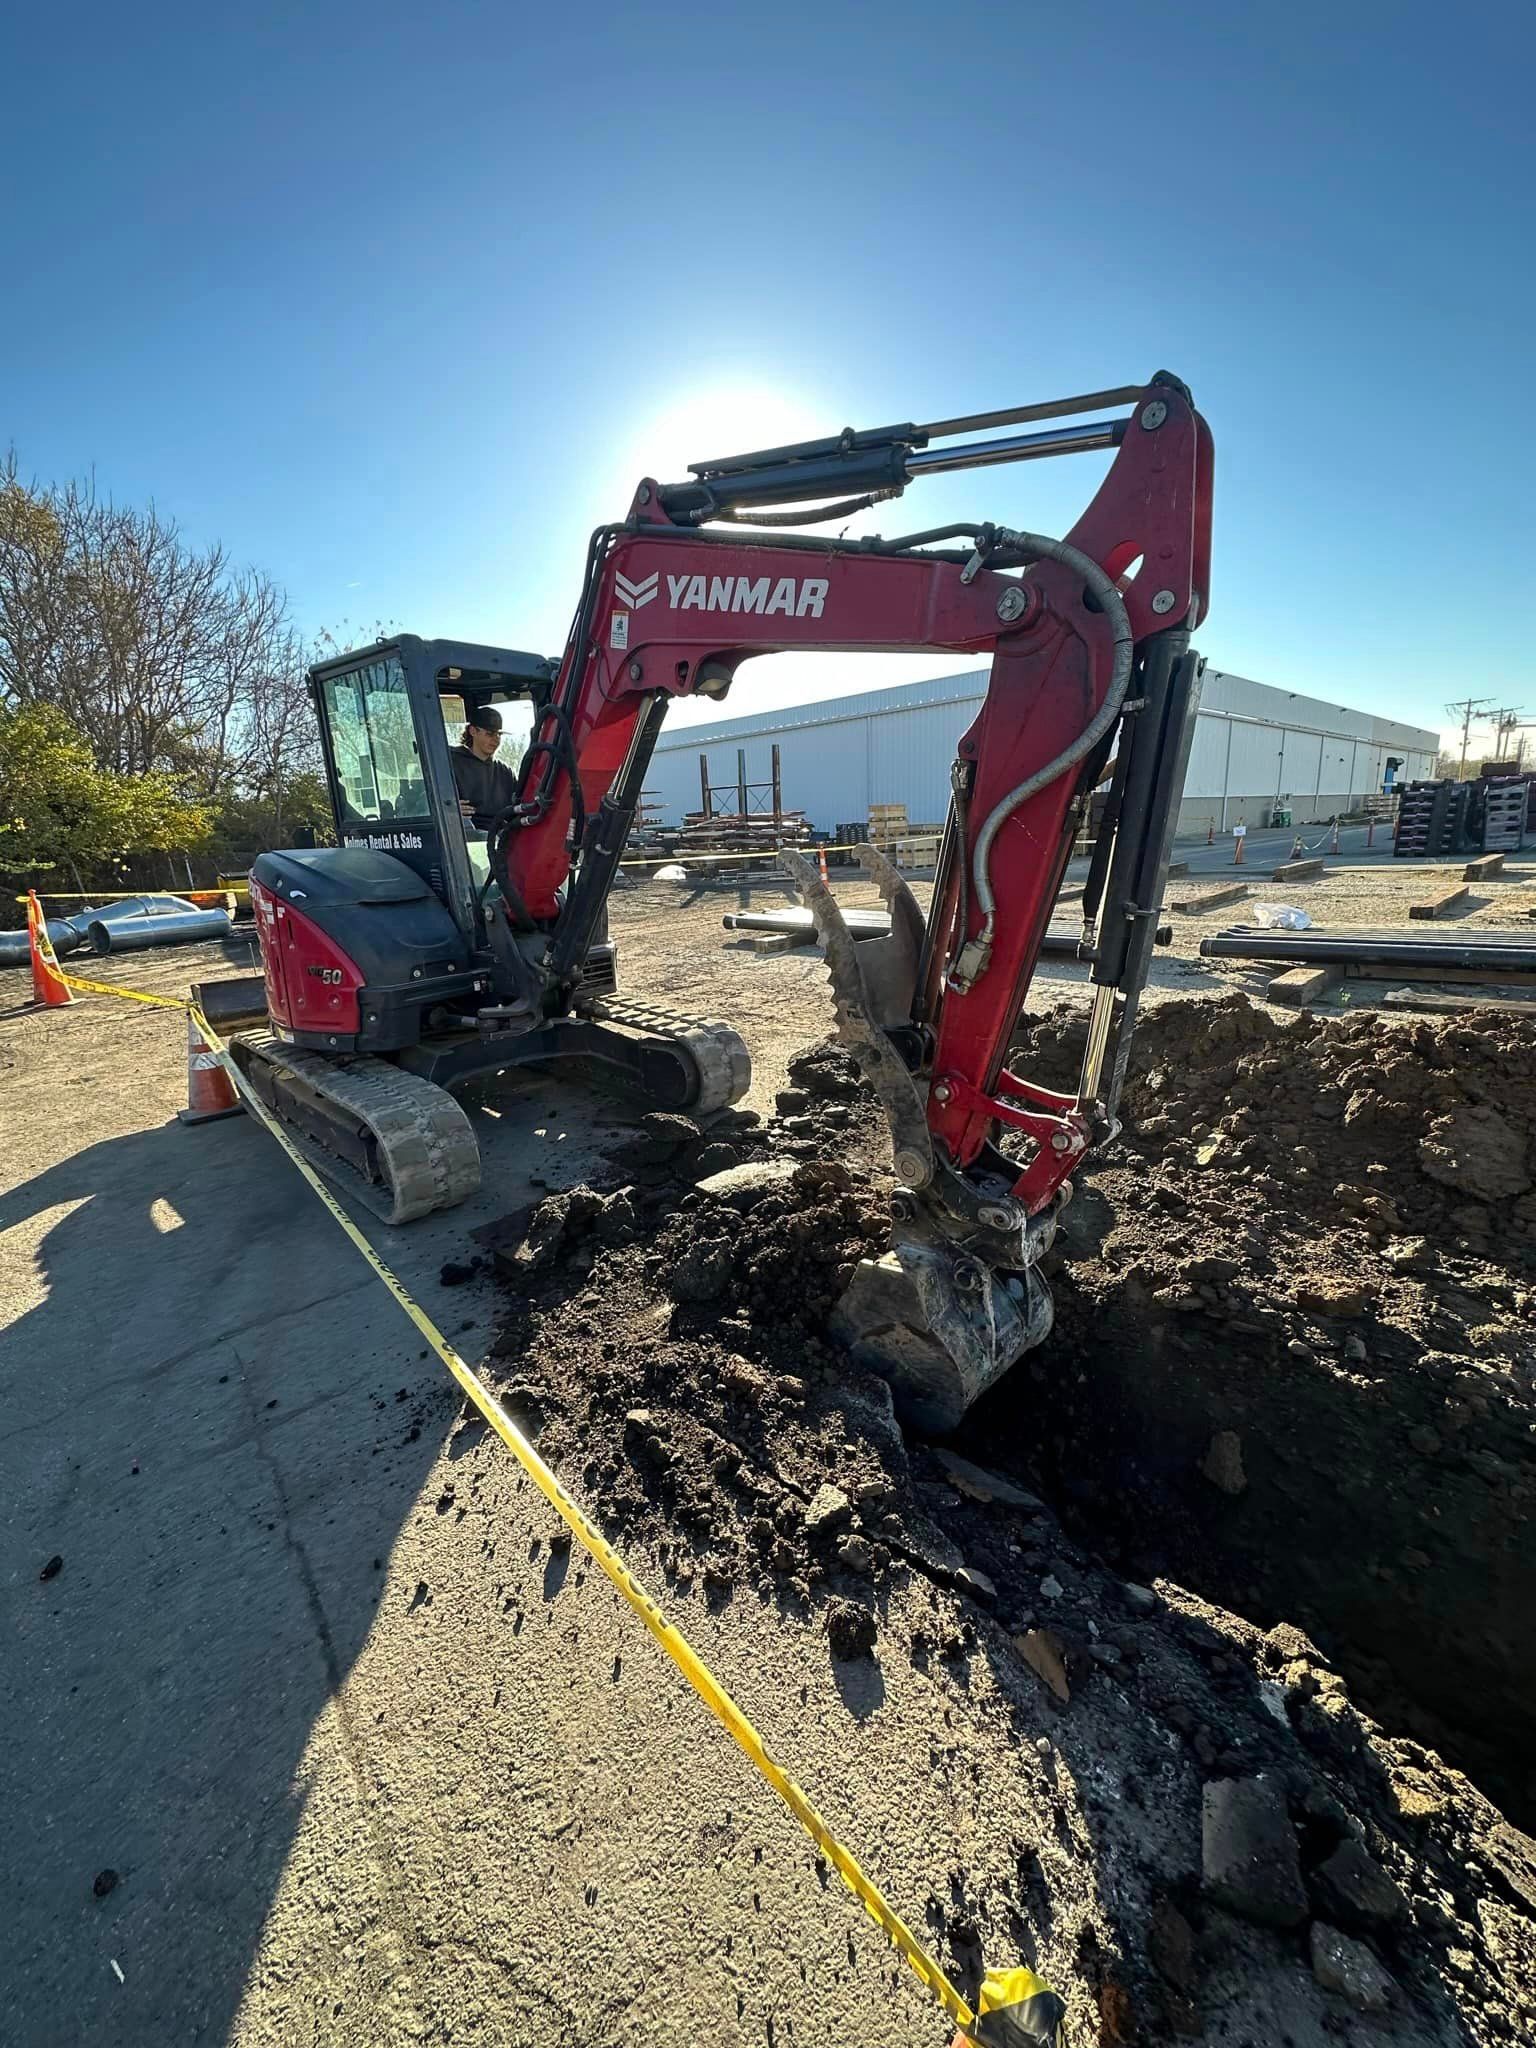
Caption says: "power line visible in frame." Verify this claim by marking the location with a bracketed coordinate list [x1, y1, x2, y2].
[1445, 696, 1497, 777]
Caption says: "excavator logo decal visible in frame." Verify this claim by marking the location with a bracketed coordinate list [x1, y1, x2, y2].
[664, 573, 829, 619]
[613, 570, 658, 610]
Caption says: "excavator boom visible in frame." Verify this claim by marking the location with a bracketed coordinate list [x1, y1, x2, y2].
[217, 375, 1211, 1428]
[490, 372, 1213, 1425]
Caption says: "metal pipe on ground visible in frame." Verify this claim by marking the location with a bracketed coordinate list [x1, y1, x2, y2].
[1199, 925, 1536, 972]
[723, 908, 1174, 951]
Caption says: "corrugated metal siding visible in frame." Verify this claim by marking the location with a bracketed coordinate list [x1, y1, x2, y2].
[643, 665, 1438, 829]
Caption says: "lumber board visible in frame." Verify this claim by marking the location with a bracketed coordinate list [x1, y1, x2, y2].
[1463, 853, 1506, 881]
[1270, 858, 1325, 881]
[1379, 985, 1536, 1015]
[1266, 965, 1342, 1007]
[1167, 883, 1249, 914]
[1345, 963, 1536, 988]
[1409, 885, 1469, 921]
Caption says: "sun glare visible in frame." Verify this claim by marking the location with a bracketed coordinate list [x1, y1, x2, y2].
[609, 382, 837, 501]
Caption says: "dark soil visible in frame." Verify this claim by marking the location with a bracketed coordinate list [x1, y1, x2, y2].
[481, 1025, 1536, 2043]
[981, 995, 1536, 1827]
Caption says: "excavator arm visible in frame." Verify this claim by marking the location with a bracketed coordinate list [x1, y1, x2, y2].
[496, 375, 1213, 1426]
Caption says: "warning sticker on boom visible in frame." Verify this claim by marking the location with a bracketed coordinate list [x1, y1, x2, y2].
[610, 610, 629, 649]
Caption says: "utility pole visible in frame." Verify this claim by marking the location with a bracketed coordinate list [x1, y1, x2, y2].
[1491, 706, 1528, 760]
[1445, 696, 1496, 778]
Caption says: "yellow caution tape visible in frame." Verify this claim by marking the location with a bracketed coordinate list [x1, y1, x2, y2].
[63, 969, 1064, 2044]
[16, 885, 248, 901]
[60, 973, 190, 1010]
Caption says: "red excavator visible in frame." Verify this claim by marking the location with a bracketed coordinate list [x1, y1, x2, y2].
[211, 374, 1212, 1427]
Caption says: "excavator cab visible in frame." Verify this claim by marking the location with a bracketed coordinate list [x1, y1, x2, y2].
[310, 635, 556, 950]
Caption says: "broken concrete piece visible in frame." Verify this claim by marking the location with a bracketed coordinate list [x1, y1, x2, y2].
[1015, 1628, 1070, 1703]
[1201, 1776, 1308, 1927]
[1311, 1837, 1407, 1931]
[694, 1159, 801, 1207]
[932, 1448, 1046, 1510]
[1309, 1923, 1394, 2012]
[804, 1483, 853, 1538]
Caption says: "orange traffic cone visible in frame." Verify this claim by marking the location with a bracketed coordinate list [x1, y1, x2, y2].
[1232, 831, 1246, 867]
[818, 844, 830, 886]
[178, 1011, 244, 1125]
[1206, 818, 1215, 846]
[27, 891, 77, 1008]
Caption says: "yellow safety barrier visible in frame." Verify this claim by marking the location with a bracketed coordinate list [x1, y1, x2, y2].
[51, 969, 1064, 2047]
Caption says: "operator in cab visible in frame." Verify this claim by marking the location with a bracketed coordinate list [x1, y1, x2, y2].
[450, 706, 517, 829]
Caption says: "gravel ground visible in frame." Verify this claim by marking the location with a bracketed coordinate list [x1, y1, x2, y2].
[5, 874, 1535, 2046]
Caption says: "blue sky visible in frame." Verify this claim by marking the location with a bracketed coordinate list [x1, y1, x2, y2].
[3, 0, 1532, 751]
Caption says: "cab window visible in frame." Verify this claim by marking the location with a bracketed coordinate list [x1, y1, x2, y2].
[320, 657, 428, 823]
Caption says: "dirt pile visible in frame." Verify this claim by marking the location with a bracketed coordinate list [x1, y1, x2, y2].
[992, 995, 1536, 1826]
[480, 1034, 1535, 2043]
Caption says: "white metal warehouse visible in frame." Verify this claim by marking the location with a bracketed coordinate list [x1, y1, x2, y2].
[644, 669, 1438, 838]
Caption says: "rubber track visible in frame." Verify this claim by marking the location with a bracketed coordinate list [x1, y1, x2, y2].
[232, 1036, 480, 1225]
[584, 996, 752, 1115]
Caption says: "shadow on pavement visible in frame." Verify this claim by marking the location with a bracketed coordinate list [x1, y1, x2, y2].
[0, 1114, 449, 2046]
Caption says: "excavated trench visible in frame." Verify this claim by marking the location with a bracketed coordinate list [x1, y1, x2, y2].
[960, 994, 1536, 1828]
[473, 1010, 1536, 2035]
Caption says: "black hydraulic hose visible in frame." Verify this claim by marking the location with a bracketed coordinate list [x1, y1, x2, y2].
[707, 488, 903, 528]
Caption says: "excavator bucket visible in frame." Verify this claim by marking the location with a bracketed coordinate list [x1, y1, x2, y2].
[780, 848, 1055, 1433]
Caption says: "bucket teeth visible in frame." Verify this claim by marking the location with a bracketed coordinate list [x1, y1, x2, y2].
[779, 849, 934, 1187]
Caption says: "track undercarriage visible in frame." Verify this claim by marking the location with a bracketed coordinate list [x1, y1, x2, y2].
[220, 995, 750, 1225]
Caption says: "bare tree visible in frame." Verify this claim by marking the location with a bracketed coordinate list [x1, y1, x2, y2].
[0, 452, 309, 797]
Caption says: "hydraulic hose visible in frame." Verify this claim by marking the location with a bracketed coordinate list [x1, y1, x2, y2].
[966, 532, 1136, 970]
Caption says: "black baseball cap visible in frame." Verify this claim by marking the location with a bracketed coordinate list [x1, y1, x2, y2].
[467, 705, 503, 734]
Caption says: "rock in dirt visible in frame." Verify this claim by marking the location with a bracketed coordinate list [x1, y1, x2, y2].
[693, 1159, 801, 1207]
[38, 1555, 63, 1582]
[1309, 1922, 1395, 2012]
[636, 1111, 703, 1159]
[825, 1597, 877, 1660]
[668, 1234, 736, 1303]
[932, 1448, 1045, 1510]
[690, 1143, 741, 1177]
[91, 1868, 118, 1899]
[1201, 1775, 1307, 1927]
[784, 1042, 864, 1103]
[1310, 1836, 1406, 1931]
[1418, 1103, 1531, 1203]
[1199, 1431, 1247, 1496]
[804, 1483, 852, 1538]
[1015, 1628, 1070, 1703]
[516, 1187, 604, 1271]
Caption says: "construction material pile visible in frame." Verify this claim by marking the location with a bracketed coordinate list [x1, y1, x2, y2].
[479, 1022, 1534, 2042]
